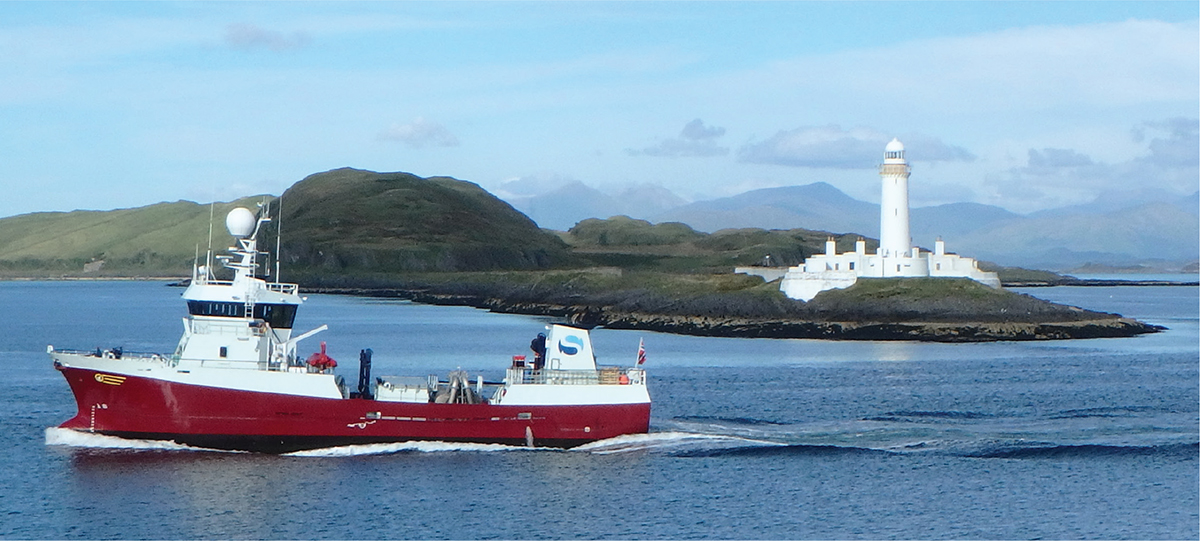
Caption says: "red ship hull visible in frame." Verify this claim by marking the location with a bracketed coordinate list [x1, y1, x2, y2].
[57, 366, 651, 453]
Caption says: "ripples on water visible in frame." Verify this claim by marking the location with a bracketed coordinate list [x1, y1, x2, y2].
[5, 280, 1199, 539]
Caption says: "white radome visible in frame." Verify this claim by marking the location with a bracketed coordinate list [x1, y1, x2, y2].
[225, 207, 257, 238]
[885, 138, 905, 153]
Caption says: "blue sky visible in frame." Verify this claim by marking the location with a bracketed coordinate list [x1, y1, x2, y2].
[1, 1, 1196, 219]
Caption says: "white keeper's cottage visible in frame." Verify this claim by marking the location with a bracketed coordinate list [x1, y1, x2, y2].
[774, 138, 1001, 301]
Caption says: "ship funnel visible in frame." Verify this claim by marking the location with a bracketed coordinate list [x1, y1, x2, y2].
[225, 207, 257, 238]
[544, 325, 596, 370]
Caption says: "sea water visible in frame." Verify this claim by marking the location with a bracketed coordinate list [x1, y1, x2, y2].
[1, 279, 1196, 539]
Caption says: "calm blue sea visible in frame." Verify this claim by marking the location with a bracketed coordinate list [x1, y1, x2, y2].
[1, 280, 1196, 540]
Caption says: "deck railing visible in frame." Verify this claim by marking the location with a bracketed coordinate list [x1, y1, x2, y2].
[194, 279, 298, 295]
[507, 366, 646, 385]
[51, 347, 173, 364]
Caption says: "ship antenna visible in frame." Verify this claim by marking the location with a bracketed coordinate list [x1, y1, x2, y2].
[259, 199, 269, 278]
[274, 193, 282, 283]
[205, 201, 215, 280]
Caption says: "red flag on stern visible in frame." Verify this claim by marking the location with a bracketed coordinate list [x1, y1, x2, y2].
[637, 338, 646, 365]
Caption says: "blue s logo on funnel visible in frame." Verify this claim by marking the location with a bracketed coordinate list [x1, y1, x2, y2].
[558, 335, 584, 355]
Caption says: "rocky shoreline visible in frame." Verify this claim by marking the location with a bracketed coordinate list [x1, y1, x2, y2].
[590, 313, 1159, 341]
[1005, 279, 1198, 287]
[309, 287, 1165, 342]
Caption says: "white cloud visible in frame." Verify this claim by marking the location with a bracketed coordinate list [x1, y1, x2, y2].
[1026, 148, 1095, 170]
[1132, 117, 1199, 168]
[762, 19, 1198, 115]
[900, 134, 979, 163]
[738, 125, 975, 169]
[627, 118, 729, 158]
[738, 125, 883, 169]
[377, 117, 460, 149]
[985, 117, 1199, 212]
[0, 9, 1194, 219]
[679, 118, 725, 141]
[493, 173, 577, 199]
[224, 23, 311, 52]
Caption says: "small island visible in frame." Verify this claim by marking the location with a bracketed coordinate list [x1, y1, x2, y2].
[300, 271, 1160, 342]
[0, 167, 1168, 342]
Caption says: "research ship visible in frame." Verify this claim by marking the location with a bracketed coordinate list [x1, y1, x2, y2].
[49, 206, 650, 453]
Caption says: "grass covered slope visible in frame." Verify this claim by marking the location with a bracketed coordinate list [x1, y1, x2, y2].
[267, 168, 572, 272]
[0, 168, 571, 276]
[563, 216, 1061, 285]
[0, 197, 269, 276]
[565, 216, 877, 273]
[802, 278, 1092, 323]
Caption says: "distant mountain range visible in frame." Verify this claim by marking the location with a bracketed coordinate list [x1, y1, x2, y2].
[2, 167, 1194, 276]
[952, 201, 1198, 269]
[505, 181, 685, 231]
[657, 182, 877, 235]
[497, 181, 1199, 271]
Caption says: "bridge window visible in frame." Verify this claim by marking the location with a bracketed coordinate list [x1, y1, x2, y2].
[188, 301, 242, 318]
[256, 304, 298, 329]
[187, 301, 297, 328]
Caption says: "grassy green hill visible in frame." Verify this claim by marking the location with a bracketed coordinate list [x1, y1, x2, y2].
[564, 216, 877, 273]
[0, 169, 575, 277]
[264, 168, 573, 273]
[564, 216, 1057, 284]
[0, 196, 271, 277]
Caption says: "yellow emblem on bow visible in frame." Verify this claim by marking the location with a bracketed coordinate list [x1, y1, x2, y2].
[94, 373, 126, 386]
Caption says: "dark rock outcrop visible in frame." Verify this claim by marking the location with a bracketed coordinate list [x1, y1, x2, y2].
[307, 285, 1164, 342]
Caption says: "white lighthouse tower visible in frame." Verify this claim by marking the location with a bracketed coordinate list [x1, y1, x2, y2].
[766, 138, 1002, 301]
[878, 138, 911, 260]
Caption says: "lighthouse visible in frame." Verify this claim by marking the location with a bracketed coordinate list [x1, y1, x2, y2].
[878, 138, 911, 259]
[767, 138, 1002, 301]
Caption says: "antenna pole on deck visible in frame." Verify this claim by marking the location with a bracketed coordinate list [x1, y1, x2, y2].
[205, 202, 215, 278]
[275, 194, 282, 282]
[260, 199, 270, 278]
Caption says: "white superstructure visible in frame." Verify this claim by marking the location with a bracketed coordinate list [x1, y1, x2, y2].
[176, 206, 320, 371]
[774, 139, 1001, 301]
[49, 204, 346, 399]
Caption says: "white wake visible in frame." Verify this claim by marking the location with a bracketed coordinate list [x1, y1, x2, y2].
[43, 427, 232, 452]
[285, 440, 559, 457]
[573, 431, 785, 455]
[45, 427, 781, 457]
